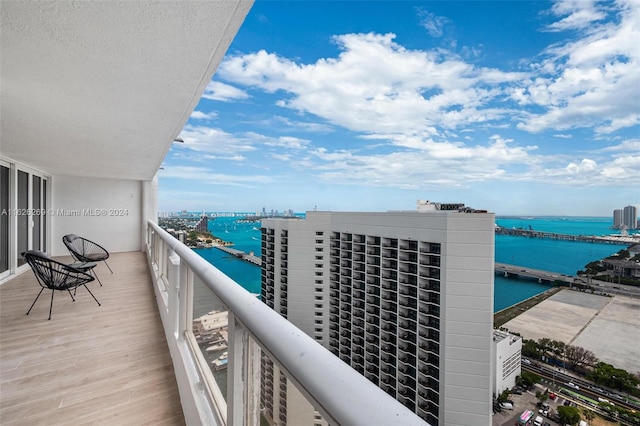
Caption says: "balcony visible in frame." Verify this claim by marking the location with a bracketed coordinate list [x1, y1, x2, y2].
[1, 222, 428, 426]
[0, 252, 184, 424]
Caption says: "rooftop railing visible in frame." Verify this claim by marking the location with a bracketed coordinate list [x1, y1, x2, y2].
[146, 220, 426, 426]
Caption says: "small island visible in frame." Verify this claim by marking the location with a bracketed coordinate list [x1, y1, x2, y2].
[158, 215, 233, 248]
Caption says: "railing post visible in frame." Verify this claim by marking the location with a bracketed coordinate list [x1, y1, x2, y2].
[227, 312, 260, 426]
[167, 250, 180, 337]
[179, 260, 193, 339]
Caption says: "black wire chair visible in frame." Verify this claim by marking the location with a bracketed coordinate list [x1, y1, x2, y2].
[22, 250, 101, 320]
[63, 234, 112, 280]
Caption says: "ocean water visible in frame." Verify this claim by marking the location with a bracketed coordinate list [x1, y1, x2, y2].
[192, 215, 628, 313]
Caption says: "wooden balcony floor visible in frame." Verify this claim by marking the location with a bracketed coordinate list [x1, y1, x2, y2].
[0, 251, 185, 425]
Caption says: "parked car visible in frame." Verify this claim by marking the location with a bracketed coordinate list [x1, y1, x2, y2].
[499, 402, 513, 410]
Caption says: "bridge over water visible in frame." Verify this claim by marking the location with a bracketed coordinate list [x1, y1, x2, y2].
[494, 262, 574, 283]
[495, 227, 634, 245]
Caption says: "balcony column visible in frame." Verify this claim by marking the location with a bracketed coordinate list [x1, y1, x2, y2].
[227, 312, 260, 425]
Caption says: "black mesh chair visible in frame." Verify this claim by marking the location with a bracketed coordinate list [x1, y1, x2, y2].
[63, 234, 112, 280]
[22, 250, 101, 320]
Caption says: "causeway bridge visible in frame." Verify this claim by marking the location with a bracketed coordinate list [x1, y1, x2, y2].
[494, 262, 574, 283]
[495, 226, 634, 245]
[215, 246, 261, 266]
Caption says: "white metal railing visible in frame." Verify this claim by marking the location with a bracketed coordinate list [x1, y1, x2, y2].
[146, 220, 426, 425]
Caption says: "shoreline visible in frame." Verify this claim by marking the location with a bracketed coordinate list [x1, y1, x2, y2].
[494, 286, 563, 328]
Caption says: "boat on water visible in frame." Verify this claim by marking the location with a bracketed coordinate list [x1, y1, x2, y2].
[212, 351, 228, 370]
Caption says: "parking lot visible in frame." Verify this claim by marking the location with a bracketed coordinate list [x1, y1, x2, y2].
[492, 383, 565, 426]
[501, 290, 640, 373]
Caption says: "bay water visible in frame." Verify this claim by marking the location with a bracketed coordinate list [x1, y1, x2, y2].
[192, 215, 629, 312]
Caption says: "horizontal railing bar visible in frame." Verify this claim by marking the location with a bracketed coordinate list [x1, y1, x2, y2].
[148, 220, 426, 426]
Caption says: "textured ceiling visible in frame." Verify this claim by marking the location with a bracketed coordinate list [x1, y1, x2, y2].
[0, 0, 252, 180]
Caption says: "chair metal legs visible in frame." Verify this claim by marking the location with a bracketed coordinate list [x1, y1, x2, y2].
[27, 286, 100, 320]
[91, 270, 103, 286]
[82, 285, 101, 307]
[26, 288, 45, 316]
[103, 260, 113, 273]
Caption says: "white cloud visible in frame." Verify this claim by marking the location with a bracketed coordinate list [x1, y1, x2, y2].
[416, 8, 450, 38]
[545, 0, 607, 32]
[218, 32, 524, 135]
[515, 0, 640, 133]
[178, 125, 257, 155]
[159, 166, 271, 187]
[201, 81, 250, 102]
[191, 110, 218, 120]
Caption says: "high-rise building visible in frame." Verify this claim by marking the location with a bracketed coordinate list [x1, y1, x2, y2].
[195, 213, 209, 233]
[613, 209, 624, 229]
[623, 205, 638, 230]
[261, 202, 495, 426]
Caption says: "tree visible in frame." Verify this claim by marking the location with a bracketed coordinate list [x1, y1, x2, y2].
[589, 362, 639, 393]
[549, 340, 566, 361]
[497, 389, 510, 403]
[536, 390, 548, 405]
[582, 409, 595, 423]
[522, 339, 542, 359]
[565, 345, 599, 370]
[519, 371, 541, 388]
[557, 405, 581, 426]
[538, 337, 553, 361]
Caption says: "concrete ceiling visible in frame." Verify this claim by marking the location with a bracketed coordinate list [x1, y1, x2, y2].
[1, 0, 253, 181]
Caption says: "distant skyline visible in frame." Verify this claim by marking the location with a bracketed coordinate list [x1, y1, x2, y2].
[158, 0, 639, 216]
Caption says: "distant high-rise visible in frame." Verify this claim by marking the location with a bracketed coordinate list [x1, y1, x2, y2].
[194, 213, 209, 233]
[623, 205, 638, 230]
[613, 209, 624, 229]
[260, 201, 495, 426]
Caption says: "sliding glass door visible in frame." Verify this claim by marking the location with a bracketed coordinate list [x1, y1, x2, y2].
[0, 159, 49, 279]
[0, 164, 9, 278]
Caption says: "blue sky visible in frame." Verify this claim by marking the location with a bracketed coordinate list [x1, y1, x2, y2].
[159, 0, 639, 216]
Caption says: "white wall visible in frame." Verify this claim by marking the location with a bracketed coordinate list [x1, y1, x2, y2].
[50, 175, 145, 256]
[493, 333, 522, 395]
